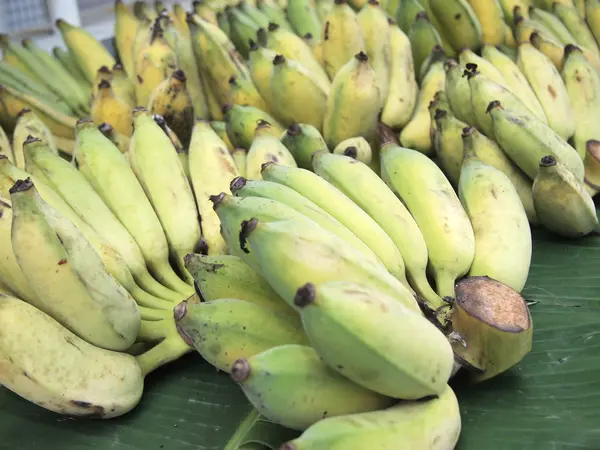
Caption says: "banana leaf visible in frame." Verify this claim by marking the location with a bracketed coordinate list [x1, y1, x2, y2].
[1, 227, 600, 449]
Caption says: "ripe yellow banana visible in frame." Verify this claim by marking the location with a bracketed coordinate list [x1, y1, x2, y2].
[114, 0, 139, 81]
[432, 109, 467, 186]
[231, 344, 394, 431]
[293, 280, 453, 398]
[466, 0, 505, 45]
[488, 100, 584, 181]
[498, 0, 530, 25]
[533, 155, 598, 237]
[261, 163, 412, 286]
[111, 64, 137, 108]
[408, 12, 443, 75]
[281, 385, 461, 450]
[246, 121, 298, 179]
[248, 41, 278, 112]
[458, 154, 532, 292]
[10, 179, 140, 351]
[224, 103, 285, 149]
[429, 0, 483, 51]
[91, 80, 134, 137]
[174, 298, 308, 373]
[280, 123, 329, 169]
[323, 52, 380, 150]
[380, 143, 475, 300]
[12, 108, 58, 170]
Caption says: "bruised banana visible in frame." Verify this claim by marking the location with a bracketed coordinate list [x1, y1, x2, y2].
[174, 298, 308, 373]
[280, 123, 329, 170]
[246, 121, 297, 180]
[12, 108, 58, 170]
[231, 344, 394, 431]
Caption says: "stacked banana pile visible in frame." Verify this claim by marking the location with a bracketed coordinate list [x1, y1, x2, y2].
[0, 0, 597, 447]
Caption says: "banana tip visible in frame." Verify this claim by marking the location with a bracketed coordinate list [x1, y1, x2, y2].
[230, 176, 247, 192]
[343, 146, 358, 159]
[540, 155, 556, 167]
[355, 51, 369, 62]
[24, 135, 41, 145]
[210, 192, 226, 210]
[172, 69, 186, 82]
[230, 358, 251, 383]
[222, 103, 233, 115]
[9, 178, 34, 195]
[16, 108, 31, 118]
[268, 22, 280, 32]
[434, 109, 447, 120]
[98, 65, 111, 74]
[287, 123, 301, 136]
[273, 54, 286, 65]
[294, 283, 316, 308]
[260, 161, 274, 172]
[486, 100, 502, 114]
[461, 126, 475, 138]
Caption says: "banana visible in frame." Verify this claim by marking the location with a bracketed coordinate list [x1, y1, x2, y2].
[429, 0, 483, 51]
[129, 108, 202, 284]
[458, 153, 532, 292]
[246, 121, 298, 179]
[380, 144, 475, 300]
[270, 55, 330, 131]
[584, 140, 600, 190]
[432, 109, 467, 186]
[499, 0, 530, 25]
[227, 4, 261, 58]
[529, 31, 569, 71]
[230, 176, 381, 260]
[188, 119, 240, 255]
[228, 75, 268, 110]
[357, 1, 390, 109]
[281, 385, 461, 450]
[513, 9, 562, 44]
[239, 1, 272, 29]
[312, 151, 442, 307]
[111, 64, 137, 108]
[248, 40, 278, 111]
[399, 50, 446, 155]
[517, 42, 575, 142]
[332, 137, 374, 168]
[420, 0, 458, 56]
[232, 148, 248, 176]
[210, 120, 234, 151]
[174, 298, 309, 373]
[10, 179, 140, 351]
[292, 281, 453, 398]
[381, 20, 418, 130]
[460, 49, 506, 85]
[98, 122, 130, 154]
[444, 60, 476, 126]
[91, 66, 112, 100]
[554, 2, 600, 55]
[12, 108, 58, 170]
[321, 0, 366, 79]
[0, 126, 12, 162]
[530, 6, 578, 45]
[0, 294, 144, 418]
[231, 344, 394, 431]
[397, 0, 425, 33]
[236, 217, 420, 311]
[462, 126, 537, 224]
[257, 0, 294, 30]
[52, 46, 91, 89]
[280, 123, 329, 169]
[408, 12, 443, 75]
[323, 52, 380, 150]
[487, 100, 584, 181]
[287, 0, 323, 40]
[114, 0, 139, 81]
[91, 80, 134, 137]
[466, 0, 505, 45]
[73, 120, 193, 296]
[135, 1, 158, 21]
[224, 103, 285, 149]
[260, 163, 414, 291]
[148, 69, 194, 147]
[193, 1, 219, 25]
[184, 253, 293, 314]
[562, 44, 600, 160]
[217, 11, 232, 37]
[428, 89, 449, 140]
[56, 19, 117, 84]
[587, 0, 600, 47]
[533, 155, 598, 237]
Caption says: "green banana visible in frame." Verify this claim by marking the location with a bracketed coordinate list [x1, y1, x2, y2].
[246, 121, 298, 180]
[52, 46, 91, 90]
[183, 253, 294, 314]
[10, 179, 140, 351]
[98, 122, 130, 154]
[12, 108, 58, 170]
[292, 280, 453, 399]
[224, 104, 285, 149]
[444, 60, 476, 126]
[232, 148, 248, 176]
[217, 11, 232, 37]
[240, 0, 272, 29]
[227, 4, 261, 58]
[174, 298, 309, 373]
[287, 0, 323, 40]
[281, 385, 461, 450]
[312, 151, 442, 306]
[433, 109, 467, 186]
[322, 52, 380, 150]
[248, 41, 278, 112]
[458, 153, 532, 292]
[231, 345, 394, 430]
[408, 12, 443, 75]
[429, 0, 483, 51]
[332, 136, 374, 169]
[280, 123, 329, 169]
[397, 0, 426, 34]
[532, 155, 598, 237]
[530, 6, 578, 44]
[228, 74, 268, 110]
[270, 55, 331, 131]
[460, 49, 506, 85]
[257, 0, 294, 30]
[487, 100, 584, 181]
[554, 2, 600, 55]
[462, 126, 537, 224]
[129, 108, 202, 285]
[380, 144, 475, 301]
[73, 120, 193, 296]
[261, 163, 412, 286]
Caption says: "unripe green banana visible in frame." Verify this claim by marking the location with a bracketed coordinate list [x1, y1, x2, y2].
[174, 298, 309, 373]
[292, 281, 453, 399]
[321, 0, 366, 79]
[217, 11, 232, 37]
[432, 109, 467, 186]
[408, 12, 443, 75]
[183, 253, 294, 314]
[458, 154, 532, 292]
[270, 55, 331, 131]
[462, 126, 537, 224]
[529, 6, 578, 45]
[460, 49, 506, 85]
[74, 120, 193, 296]
[230, 176, 378, 260]
[246, 121, 298, 180]
[357, 1, 390, 109]
[380, 144, 475, 300]
[397, 0, 425, 33]
[532, 155, 598, 237]
[280, 123, 329, 169]
[517, 42, 575, 142]
[287, 0, 323, 40]
[12, 108, 58, 170]
[322, 52, 380, 150]
[257, 0, 294, 30]
[553, 3, 600, 56]
[188, 119, 240, 256]
[224, 103, 285, 149]
[381, 20, 418, 130]
[280, 385, 461, 450]
[561, 44, 600, 160]
[231, 345, 394, 430]
[10, 179, 140, 351]
[512, 9, 562, 44]
[332, 136, 373, 168]
[261, 163, 412, 286]
[429, 0, 483, 51]
[444, 60, 476, 126]
[487, 100, 584, 181]
[227, 4, 261, 58]
[400, 51, 446, 155]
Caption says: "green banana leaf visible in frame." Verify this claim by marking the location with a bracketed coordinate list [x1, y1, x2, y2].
[1, 227, 600, 449]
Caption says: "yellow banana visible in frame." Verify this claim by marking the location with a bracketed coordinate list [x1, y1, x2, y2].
[111, 64, 137, 108]
[246, 121, 298, 180]
[12, 108, 58, 170]
[227, 75, 268, 110]
[114, 0, 139, 81]
[466, 0, 505, 45]
[332, 136, 373, 167]
[429, 0, 483, 51]
[248, 41, 278, 112]
[91, 80, 134, 137]
[499, 0, 530, 25]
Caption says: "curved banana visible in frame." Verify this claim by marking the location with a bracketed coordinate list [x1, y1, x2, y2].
[257, 0, 294, 30]
[248, 41, 278, 111]
[429, 0, 483, 51]
[224, 103, 285, 149]
[530, 6, 578, 45]
[98, 122, 130, 154]
[114, 0, 139, 81]
[91, 80, 134, 137]
[586, 0, 600, 48]
[280, 123, 329, 169]
[246, 121, 297, 180]
[12, 108, 58, 170]
[397, 0, 425, 34]
[443, 60, 475, 126]
[459, 48, 506, 85]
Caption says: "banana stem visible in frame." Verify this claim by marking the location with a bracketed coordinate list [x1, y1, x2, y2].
[135, 331, 193, 377]
[138, 306, 172, 321]
[435, 273, 457, 302]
